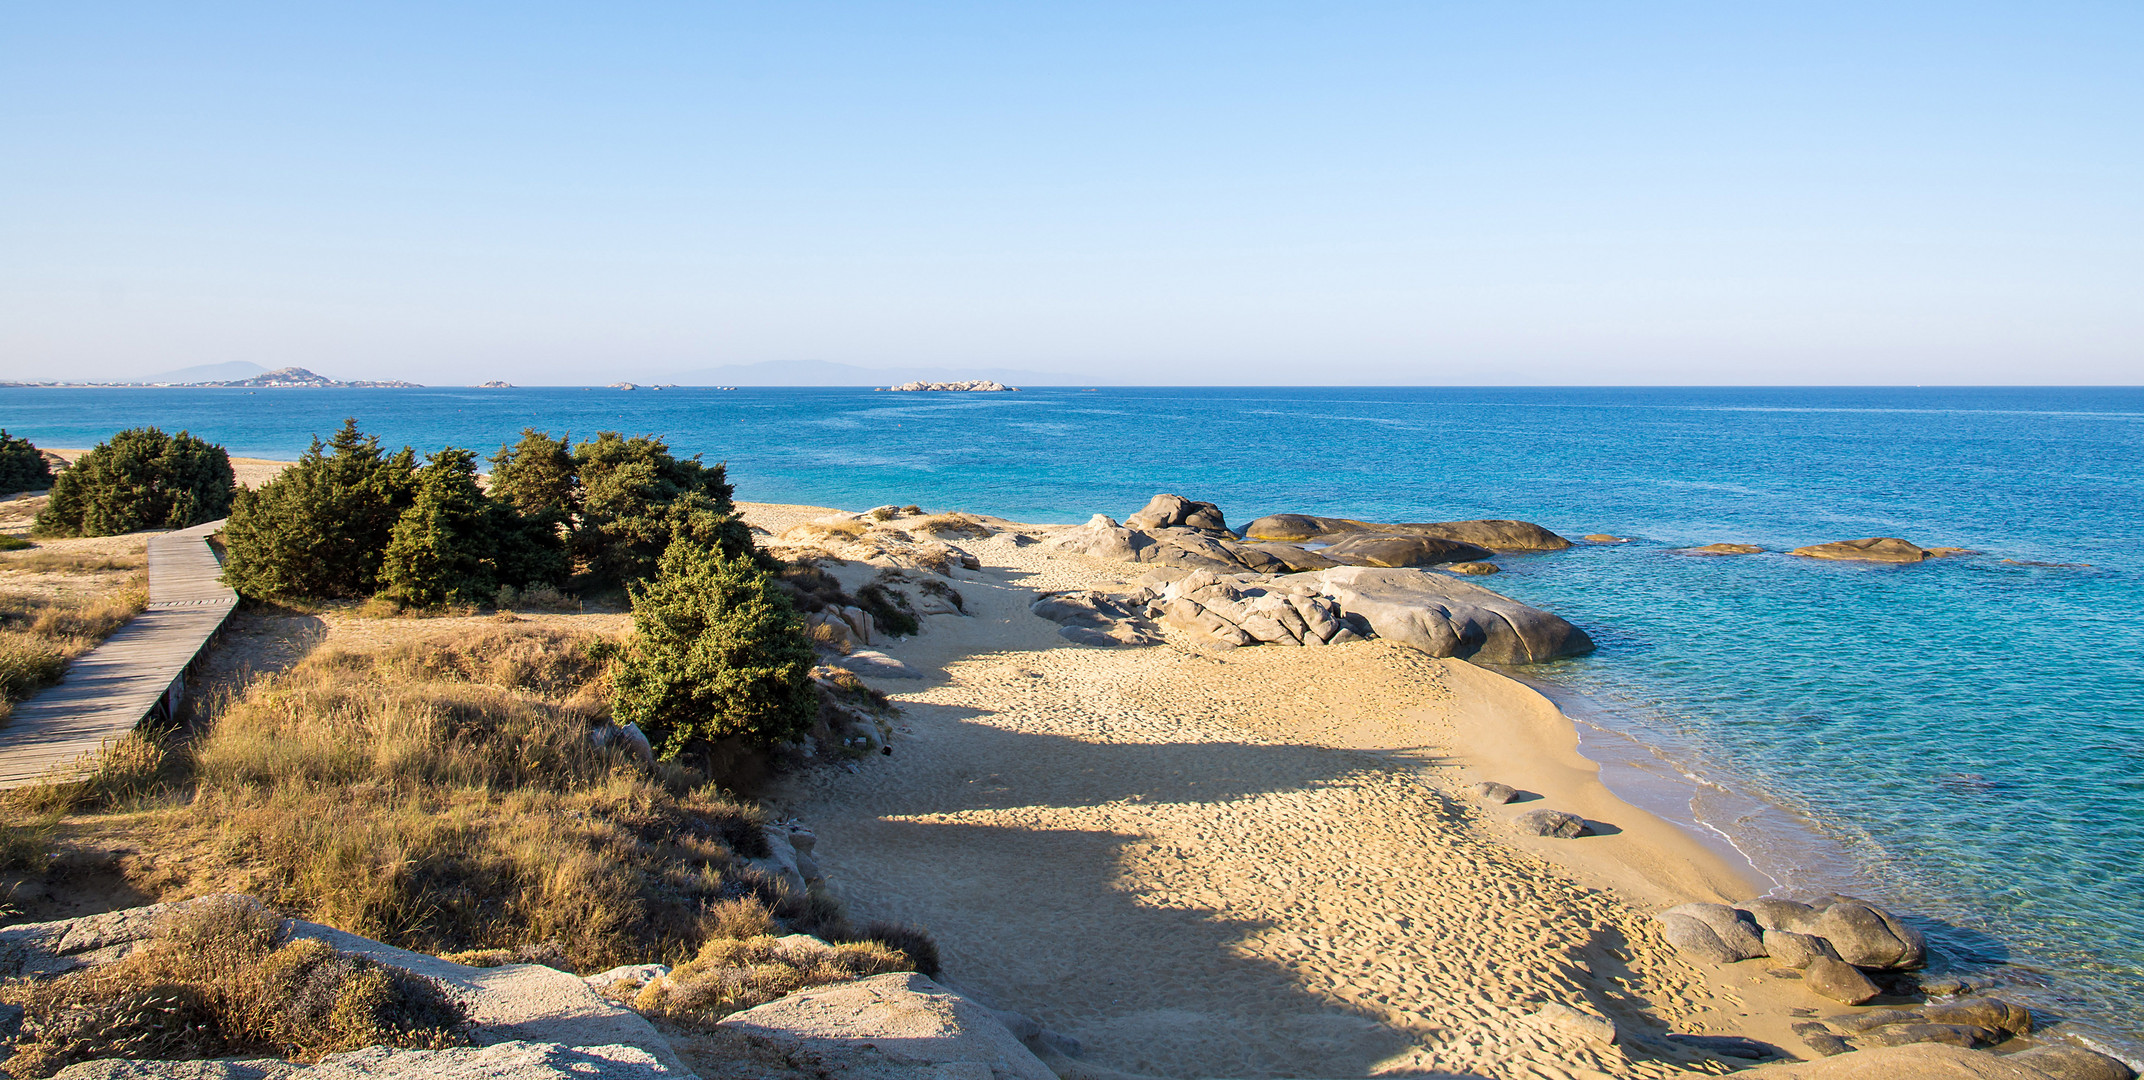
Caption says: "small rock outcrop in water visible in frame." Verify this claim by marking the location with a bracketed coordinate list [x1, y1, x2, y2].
[1791, 537, 1970, 563]
[882, 379, 1017, 392]
[1681, 543, 1766, 556]
[1242, 513, 1573, 552]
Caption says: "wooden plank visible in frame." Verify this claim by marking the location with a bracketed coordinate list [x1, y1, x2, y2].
[0, 519, 236, 790]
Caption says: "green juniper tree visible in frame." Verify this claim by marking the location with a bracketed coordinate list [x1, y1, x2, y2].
[0, 430, 53, 494]
[611, 532, 818, 759]
[32, 428, 233, 537]
[220, 420, 417, 600]
[379, 447, 497, 607]
[570, 432, 738, 588]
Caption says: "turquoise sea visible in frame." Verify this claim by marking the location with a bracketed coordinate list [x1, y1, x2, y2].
[5, 385, 2141, 1051]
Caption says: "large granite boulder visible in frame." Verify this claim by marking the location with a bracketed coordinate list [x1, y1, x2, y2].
[1657, 903, 1767, 964]
[1043, 514, 1152, 562]
[1242, 514, 1571, 552]
[1125, 494, 1228, 533]
[1791, 537, 1937, 563]
[1030, 590, 1162, 646]
[1307, 566, 1594, 663]
[1805, 955, 1882, 1004]
[1753, 1044, 2127, 1080]
[710, 971, 1057, 1080]
[1806, 899, 1927, 970]
[1317, 534, 1495, 568]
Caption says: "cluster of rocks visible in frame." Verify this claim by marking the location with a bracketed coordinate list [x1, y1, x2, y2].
[1476, 780, 1594, 838]
[879, 380, 1017, 392]
[1675, 537, 1973, 562]
[1036, 495, 1596, 663]
[1656, 895, 2107, 1067]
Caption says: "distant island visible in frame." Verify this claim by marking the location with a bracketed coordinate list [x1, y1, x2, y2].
[2, 365, 421, 389]
[878, 380, 1018, 392]
[475, 380, 513, 389]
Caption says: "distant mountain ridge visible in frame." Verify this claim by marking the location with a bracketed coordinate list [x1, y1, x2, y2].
[203, 366, 422, 388]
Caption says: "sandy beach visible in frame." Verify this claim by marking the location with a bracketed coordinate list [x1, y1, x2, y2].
[731, 501, 1818, 1080]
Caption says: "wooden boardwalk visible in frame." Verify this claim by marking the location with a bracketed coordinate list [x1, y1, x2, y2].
[0, 520, 236, 790]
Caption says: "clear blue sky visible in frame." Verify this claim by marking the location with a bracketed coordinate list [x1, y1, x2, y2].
[2, 3, 2138, 385]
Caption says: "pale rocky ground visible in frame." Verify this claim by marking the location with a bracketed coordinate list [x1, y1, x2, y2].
[741, 502, 1816, 1080]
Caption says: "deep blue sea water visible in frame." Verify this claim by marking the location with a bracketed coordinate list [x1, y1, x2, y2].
[6, 385, 2141, 1048]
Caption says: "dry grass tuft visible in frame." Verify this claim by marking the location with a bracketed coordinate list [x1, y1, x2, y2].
[0, 551, 147, 574]
[916, 513, 989, 539]
[170, 625, 776, 970]
[0, 583, 149, 717]
[629, 933, 913, 1027]
[0, 896, 468, 1078]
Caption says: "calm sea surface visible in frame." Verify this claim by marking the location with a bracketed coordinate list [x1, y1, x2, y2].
[6, 385, 2141, 1048]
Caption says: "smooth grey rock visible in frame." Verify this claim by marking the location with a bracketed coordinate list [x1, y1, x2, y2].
[1810, 900, 1927, 970]
[1741, 898, 1820, 933]
[1475, 781, 1518, 804]
[1765, 929, 1838, 969]
[714, 972, 1057, 1080]
[1803, 1032, 1855, 1057]
[1030, 591, 1161, 647]
[1317, 534, 1494, 569]
[1124, 494, 1228, 534]
[1754, 1044, 2083, 1080]
[52, 1063, 278, 1080]
[306, 1041, 681, 1080]
[834, 650, 925, 680]
[1308, 566, 1594, 663]
[1514, 809, 1588, 838]
[1806, 955, 1883, 1004]
[1662, 902, 1767, 960]
[1239, 542, 1340, 572]
[2006, 1046, 2136, 1080]
[1667, 1034, 1785, 1060]
[1858, 1024, 2001, 1049]
[1532, 1002, 1618, 1045]
[1659, 912, 1743, 965]
[1042, 515, 1151, 562]
[1681, 543, 1766, 556]
[1832, 1000, 2033, 1039]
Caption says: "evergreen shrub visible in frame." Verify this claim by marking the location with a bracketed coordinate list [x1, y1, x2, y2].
[32, 428, 233, 537]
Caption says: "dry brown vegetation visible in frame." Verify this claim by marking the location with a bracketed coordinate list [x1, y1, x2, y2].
[628, 932, 912, 1027]
[2, 622, 929, 975]
[0, 579, 149, 721]
[0, 897, 467, 1078]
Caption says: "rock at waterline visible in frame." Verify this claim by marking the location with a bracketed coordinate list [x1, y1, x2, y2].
[1831, 1000, 2034, 1040]
[1242, 513, 1572, 552]
[1806, 898, 1927, 970]
[1514, 808, 1589, 838]
[1315, 533, 1494, 568]
[1791, 537, 1958, 564]
[1445, 561, 1501, 575]
[1805, 955, 1883, 1005]
[1660, 902, 1768, 961]
[2006, 1046, 2137, 1080]
[1681, 543, 1766, 556]
[1312, 566, 1595, 663]
[1764, 928, 1839, 970]
[1583, 534, 1629, 543]
[1124, 493, 1228, 533]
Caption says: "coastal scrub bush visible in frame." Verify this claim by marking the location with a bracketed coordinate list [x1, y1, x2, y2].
[855, 581, 920, 637]
[0, 429, 53, 493]
[488, 428, 577, 523]
[612, 536, 818, 759]
[221, 420, 417, 600]
[379, 448, 500, 607]
[0, 897, 467, 1077]
[570, 432, 740, 588]
[32, 427, 233, 537]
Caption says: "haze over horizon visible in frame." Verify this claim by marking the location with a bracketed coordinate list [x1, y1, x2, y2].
[3, 3, 2138, 387]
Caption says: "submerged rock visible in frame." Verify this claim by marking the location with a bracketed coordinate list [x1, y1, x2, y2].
[1444, 561, 1501, 575]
